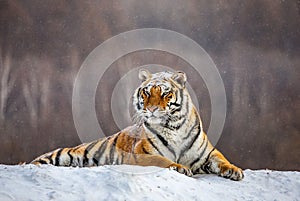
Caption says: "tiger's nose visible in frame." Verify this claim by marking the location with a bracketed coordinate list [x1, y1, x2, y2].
[147, 106, 158, 113]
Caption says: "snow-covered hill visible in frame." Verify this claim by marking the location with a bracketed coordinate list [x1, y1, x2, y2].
[0, 164, 299, 201]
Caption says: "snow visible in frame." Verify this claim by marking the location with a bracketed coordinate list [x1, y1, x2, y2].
[0, 164, 299, 201]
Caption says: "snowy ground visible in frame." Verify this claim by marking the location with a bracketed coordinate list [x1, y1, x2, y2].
[0, 165, 299, 201]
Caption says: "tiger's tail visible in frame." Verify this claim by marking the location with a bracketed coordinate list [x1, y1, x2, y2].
[31, 143, 91, 167]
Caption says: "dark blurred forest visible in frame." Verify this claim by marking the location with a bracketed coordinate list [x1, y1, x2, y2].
[0, 0, 299, 170]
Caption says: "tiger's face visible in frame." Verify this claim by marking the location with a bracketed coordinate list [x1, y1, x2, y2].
[133, 69, 187, 125]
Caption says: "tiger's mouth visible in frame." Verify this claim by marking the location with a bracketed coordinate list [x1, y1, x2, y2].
[145, 109, 166, 119]
[133, 104, 169, 125]
[144, 114, 167, 125]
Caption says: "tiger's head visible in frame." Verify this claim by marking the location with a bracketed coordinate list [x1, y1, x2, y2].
[133, 69, 192, 125]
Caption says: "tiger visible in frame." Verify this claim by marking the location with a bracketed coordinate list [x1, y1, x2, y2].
[31, 69, 244, 181]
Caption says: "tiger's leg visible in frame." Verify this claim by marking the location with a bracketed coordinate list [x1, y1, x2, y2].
[202, 148, 244, 181]
[31, 138, 193, 176]
[126, 153, 193, 177]
[31, 146, 192, 176]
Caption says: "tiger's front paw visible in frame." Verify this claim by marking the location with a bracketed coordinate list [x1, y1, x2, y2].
[168, 163, 193, 177]
[219, 164, 244, 181]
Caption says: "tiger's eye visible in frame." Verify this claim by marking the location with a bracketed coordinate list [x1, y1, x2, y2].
[141, 89, 149, 99]
[165, 92, 173, 99]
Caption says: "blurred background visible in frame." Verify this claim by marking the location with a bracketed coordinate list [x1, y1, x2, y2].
[0, 0, 299, 170]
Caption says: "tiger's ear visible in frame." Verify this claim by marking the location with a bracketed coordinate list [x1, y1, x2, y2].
[138, 69, 152, 81]
[171, 71, 187, 87]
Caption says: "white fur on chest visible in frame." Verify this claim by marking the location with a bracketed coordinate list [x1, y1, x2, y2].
[146, 123, 203, 163]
